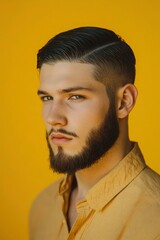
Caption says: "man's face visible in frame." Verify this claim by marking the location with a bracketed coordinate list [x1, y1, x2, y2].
[38, 61, 119, 174]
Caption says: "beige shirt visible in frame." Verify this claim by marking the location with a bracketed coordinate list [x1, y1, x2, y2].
[29, 143, 160, 240]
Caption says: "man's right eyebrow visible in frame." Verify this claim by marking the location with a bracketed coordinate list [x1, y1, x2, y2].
[37, 90, 49, 95]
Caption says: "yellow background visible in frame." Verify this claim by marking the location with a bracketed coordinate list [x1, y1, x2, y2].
[1, 0, 160, 239]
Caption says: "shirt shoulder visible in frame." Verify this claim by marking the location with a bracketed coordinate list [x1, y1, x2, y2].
[32, 175, 63, 207]
[29, 175, 64, 236]
[134, 166, 160, 202]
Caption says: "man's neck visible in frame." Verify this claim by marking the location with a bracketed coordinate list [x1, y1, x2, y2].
[74, 139, 133, 201]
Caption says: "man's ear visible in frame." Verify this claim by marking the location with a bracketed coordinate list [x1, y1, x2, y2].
[117, 84, 138, 119]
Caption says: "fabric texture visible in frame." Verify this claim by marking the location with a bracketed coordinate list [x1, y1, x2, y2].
[29, 143, 160, 240]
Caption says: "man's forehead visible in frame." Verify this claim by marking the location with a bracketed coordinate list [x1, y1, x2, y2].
[40, 61, 96, 79]
[39, 62, 108, 95]
[39, 61, 107, 90]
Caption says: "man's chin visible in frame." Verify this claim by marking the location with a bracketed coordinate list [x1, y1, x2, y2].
[51, 145, 83, 157]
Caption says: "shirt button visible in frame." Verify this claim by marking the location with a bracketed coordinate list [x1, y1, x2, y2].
[62, 219, 66, 224]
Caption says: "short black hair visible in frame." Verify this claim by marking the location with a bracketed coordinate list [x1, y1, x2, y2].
[37, 26, 136, 88]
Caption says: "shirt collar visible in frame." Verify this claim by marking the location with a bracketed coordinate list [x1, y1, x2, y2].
[86, 143, 146, 210]
[59, 143, 146, 211]
[59, 174, 73, 195]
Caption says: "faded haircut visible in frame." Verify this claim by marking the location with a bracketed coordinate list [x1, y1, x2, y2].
[37, 26, 136, 96]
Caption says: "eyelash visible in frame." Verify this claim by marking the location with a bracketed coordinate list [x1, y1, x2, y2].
[40, 96, 53, 102]
[69, 95, 85, 100]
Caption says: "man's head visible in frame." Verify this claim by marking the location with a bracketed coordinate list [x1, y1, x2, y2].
[37, 27, 137, 174]
[37, 26, 136, 93]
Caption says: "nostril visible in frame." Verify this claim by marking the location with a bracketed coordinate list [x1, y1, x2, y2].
[47, 115, 68, 127]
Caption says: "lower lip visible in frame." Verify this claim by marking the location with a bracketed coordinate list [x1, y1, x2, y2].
[51, 137, 72, 145]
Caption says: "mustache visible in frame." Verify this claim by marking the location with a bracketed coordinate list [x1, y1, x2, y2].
[47, 128, 78, 138]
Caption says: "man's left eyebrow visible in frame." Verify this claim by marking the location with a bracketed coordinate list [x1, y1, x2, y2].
[61, 87, 92, 93]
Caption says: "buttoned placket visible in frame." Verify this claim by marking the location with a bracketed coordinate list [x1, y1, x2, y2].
[66, 200, 93, 240]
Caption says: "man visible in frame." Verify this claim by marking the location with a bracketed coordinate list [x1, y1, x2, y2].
[29, 27, 160, 240]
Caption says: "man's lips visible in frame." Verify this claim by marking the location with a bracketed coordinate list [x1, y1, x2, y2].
[50, 133, 73, 145]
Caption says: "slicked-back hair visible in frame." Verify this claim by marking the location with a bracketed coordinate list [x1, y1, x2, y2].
[37, 27, 136, 91]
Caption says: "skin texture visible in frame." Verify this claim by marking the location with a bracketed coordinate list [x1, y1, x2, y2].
[39, 62, 110, 155]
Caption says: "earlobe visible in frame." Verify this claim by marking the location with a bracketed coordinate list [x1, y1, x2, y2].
[117, 84, 138, 119]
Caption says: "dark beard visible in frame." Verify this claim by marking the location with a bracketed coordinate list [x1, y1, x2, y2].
[46, 103, 119, 174]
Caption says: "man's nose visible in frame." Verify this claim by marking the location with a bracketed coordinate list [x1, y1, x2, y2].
[45, 101, 68, 127]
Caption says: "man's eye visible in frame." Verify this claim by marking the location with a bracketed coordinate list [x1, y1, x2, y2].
[40, 96, 53, 102]
[69, 95, 85, 100]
